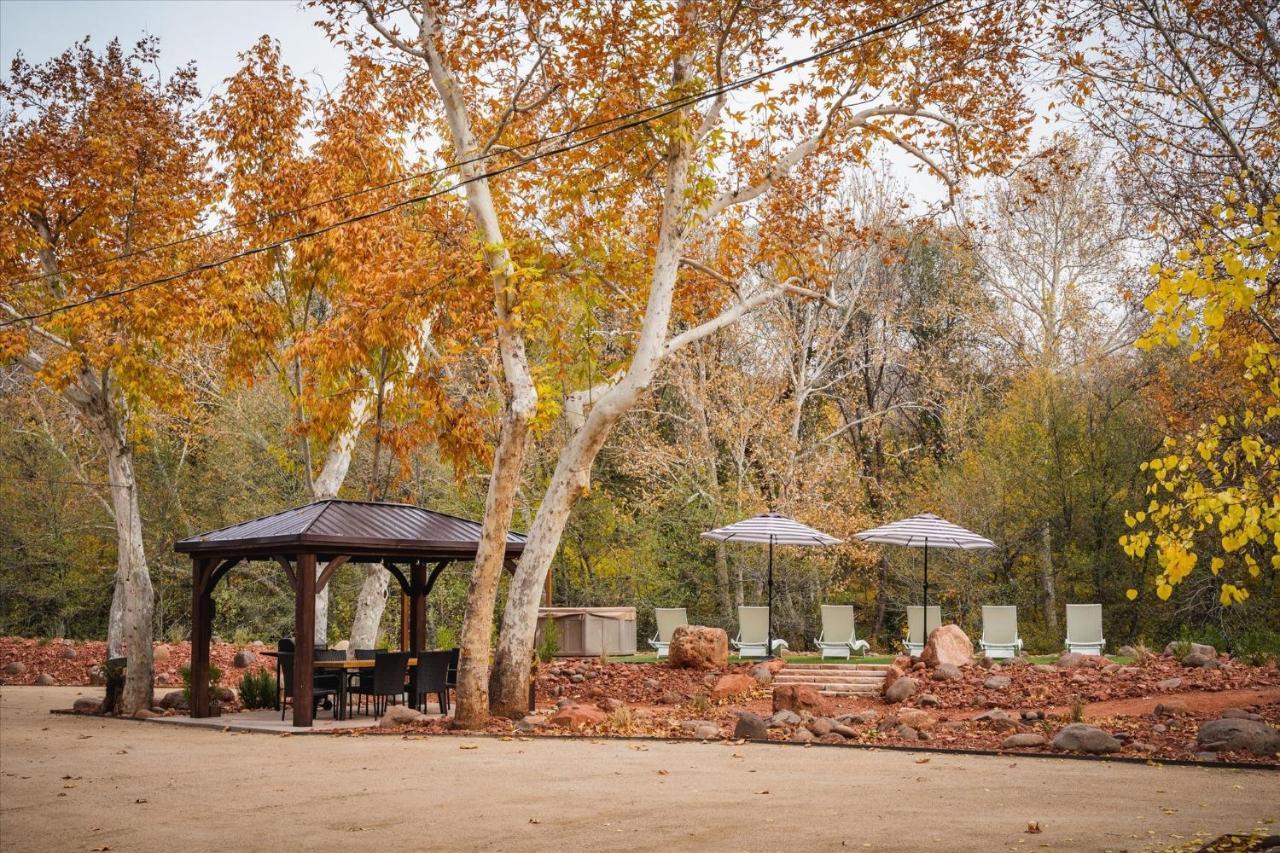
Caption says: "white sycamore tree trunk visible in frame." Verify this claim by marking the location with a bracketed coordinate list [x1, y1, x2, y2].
[2, 303, 155, 715]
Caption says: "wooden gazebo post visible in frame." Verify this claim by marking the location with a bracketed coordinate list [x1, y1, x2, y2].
[190, 558, 213, 717]
[293, 553, 316, 727]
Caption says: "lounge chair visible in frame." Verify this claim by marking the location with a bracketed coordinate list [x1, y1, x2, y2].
[979, 605, 1024, 659]
[1065, 603, 1105, 655]
[732, 606, 787, 658]
[903, 605, 941, 656]
[649, 607, 688, 659]
[814, 605, 871, 659]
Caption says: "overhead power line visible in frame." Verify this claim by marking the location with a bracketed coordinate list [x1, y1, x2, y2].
[2, 0, 991, 328]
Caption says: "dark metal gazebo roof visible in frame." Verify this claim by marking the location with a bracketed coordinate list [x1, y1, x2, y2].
[175, 499, 526, 561]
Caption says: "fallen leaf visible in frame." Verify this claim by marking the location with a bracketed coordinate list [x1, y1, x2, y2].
[1026, 822, 1042, 834]
[134, 798, 148, 804]
[915, 758, 930, 764]
[528, 818, 541, 825]
[459, 744, 478, 750]
[657, 769, 669, 776]
[756, 790, 770, 795]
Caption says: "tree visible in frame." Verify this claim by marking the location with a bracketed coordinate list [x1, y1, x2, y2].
[322, 0, 1036, 721]
[1120, 197, 1279, 607]
[206, 39, 488, 645]
[0, 37, 214, 712]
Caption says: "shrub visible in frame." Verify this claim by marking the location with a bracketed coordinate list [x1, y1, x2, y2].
[688, 693, 711, 716]
[237, 669, 277, 710]
[1231, 626, 1280, 666]
[179, 663, 222, 704]
[433, 625, 458, 650]
[536, 625, 559, 663]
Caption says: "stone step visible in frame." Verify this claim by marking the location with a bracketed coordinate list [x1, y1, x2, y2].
[773, 675, 885, 686]
[783, 664, 891, 672]
[776, 682, 882, 695]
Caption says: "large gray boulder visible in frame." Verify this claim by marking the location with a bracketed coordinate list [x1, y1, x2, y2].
[733, 711, 769, 741]
[883, 676, 919, 703]
[378, 704, 427, 727]
[1052, 724, 1121, 754]
[1197, 718, 1280, 757]
[1165, 641, 1216, 658]
[232, 650, 257, 668]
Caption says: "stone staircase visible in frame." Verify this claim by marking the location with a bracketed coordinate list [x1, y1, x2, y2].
[771, 663, 889, 697]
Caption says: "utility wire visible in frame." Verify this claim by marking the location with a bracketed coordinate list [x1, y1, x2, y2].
[2, 0, 998, 328]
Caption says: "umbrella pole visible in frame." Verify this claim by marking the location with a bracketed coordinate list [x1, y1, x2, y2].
[767, 535, 774, 659]
[923, 541, 929, 637]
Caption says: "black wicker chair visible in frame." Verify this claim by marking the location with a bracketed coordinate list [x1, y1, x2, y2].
[347, 648, 377, 716]
[445, 647, 459, 706]
[351, 651, 410, 718]
[274, 637, 295, 710]
[277, 651, 338, 721]
[408, 650, 453, 715]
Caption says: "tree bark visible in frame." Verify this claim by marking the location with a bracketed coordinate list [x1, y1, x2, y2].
[94, 411, 154, 715]
[348, 565, 390, 649]
[1039, 520, 1058, 633]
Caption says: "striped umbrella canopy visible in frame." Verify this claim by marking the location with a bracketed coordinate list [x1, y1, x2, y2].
[702, 513, 840, 656]
[852, 513, 995, 625]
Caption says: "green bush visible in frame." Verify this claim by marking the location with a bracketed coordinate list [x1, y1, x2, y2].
[179, 663, 222, 704]
[237, 669, 277, 709]
[433, 625, 458, 650]
[1231, 626, 1280, 666]
[536, 624, 559, 663]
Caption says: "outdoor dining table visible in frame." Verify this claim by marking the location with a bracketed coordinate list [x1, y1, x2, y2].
[263, 651, 419, 721]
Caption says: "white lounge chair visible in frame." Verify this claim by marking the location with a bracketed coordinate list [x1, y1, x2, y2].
[649, 607, 688, 659]
[1065, 603, 1105, 655]
[903, 605, 941, 656]
[814, 605, 871, 659]
[979, 605, 1023, 659]
[733, 606, 787, 658]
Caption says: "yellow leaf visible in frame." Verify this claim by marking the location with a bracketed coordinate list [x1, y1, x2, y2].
[1125, 588, 1138, 601]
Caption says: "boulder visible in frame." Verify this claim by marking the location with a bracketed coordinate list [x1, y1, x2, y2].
[1019, 709, 1045, 722]
[2, 661, 26, 675]
[757, 658, 787, 675]
[920, 625, 973, 669]
[892, 724, 919, 740]
[549, 703, 607, 730]
[680, 719, 718, 731]
[1219, 708, 1263, 721]
[35, 673, 56, 686]
[72, 698, 100, 714]
[931, 663, 962, 682]
[1155, 677, 1183, 691]
[838, 710, 879, 726]
[1001, 733, 1046, 749]
[711, 673, 756, 701]
[658, 691, 684, 705]
[378, 704, 427, 727]
[152, 645, 171, 664]
[733, 711, 769, 741]
[1154, 699, 1190, 717]
[791, 728, 815, 743]
[668, 626, 729, 670]
[159, 690, 188, 710]
[805, 717, 834, 737]
[974, 709, 1018, 731]
[832, 724, 858, 739]
[750, 664, 774, 686]
[1052, 724, 1121, 754]
[516, 715, 545, 732]
[975, 654, 995, 670]
[1056, 652, 1082, 668]
[1032, 664, 1056, 674]
[1197, 718, 1280, 756]
[882, 665, 907, 689]
[1165, 641, 1216, 659]
[1182, 653, 1220, 669]
[883, 676, 919, 704]
[597, 697, 625, 713]
[132, 708, 158, 720]
[918, 693, 940, 708]
[772, 684, 831, 716]
[232, 650, 257, 668]
[769, 710, 802, 728]
[1117, 645, 1140, 658]
[983, 675, 1012, 690]
[59, 646, 78, 660]
[693, 722, 721, 740]
[896, 708, 937, 731]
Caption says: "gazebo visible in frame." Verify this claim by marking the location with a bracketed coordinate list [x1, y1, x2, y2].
[174, 499, 525, 726]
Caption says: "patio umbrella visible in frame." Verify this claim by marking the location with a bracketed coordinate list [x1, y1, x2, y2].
[852, 513, 995, 629]
[701, 512, 841, 657]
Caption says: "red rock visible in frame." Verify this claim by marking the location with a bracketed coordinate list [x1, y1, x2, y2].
[759, 658, 787, 675]
[667, 626, 729, 670]
[772, 684, 832, 716]
[920, 625, 973, 669]
[882, 665, 906, 688]
[710, 673, 755, 700]
[548, 703, 607, 730]
[897, 708, 937, 731]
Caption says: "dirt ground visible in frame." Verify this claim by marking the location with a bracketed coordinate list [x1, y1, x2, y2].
[2, 688, 1277, 852]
